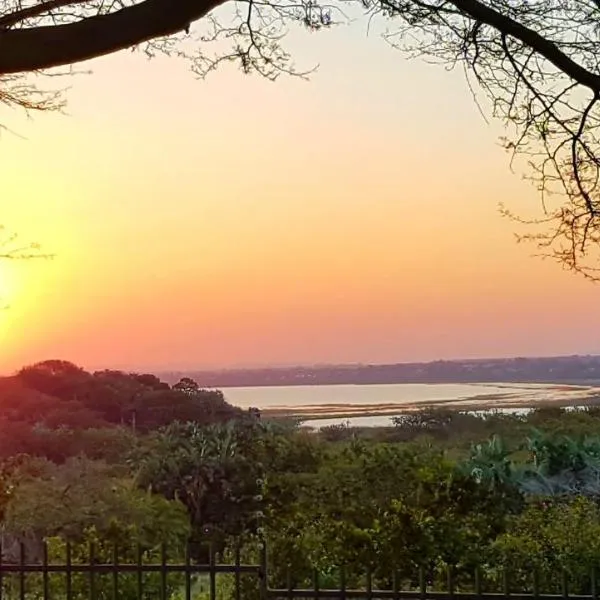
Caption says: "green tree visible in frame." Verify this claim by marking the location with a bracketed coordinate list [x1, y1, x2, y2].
[2, 456, 190, 550]
[134, 420, 265, 540]
[263, 442, 521, 590]
[462, 431, 600, 498]
[491, 497, 600, 594]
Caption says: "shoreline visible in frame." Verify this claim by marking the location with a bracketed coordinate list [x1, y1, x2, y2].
[260, 383, 600, 422]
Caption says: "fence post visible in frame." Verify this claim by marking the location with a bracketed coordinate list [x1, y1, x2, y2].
[19, 542, 25, 600]
[42, 542, 49, 600]
[184, 543, 192, 600]
[259, 540, 268, 600]
[112, 544, 119, 600]
[89, 542, 96, 600]
[66, 542, 72, 600]
[209, 541, 216, 600]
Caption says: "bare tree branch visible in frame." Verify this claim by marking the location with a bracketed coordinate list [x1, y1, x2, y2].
[449, 0, 600, 92]
[0, 0, 223, 74]
[0, 227, 52, 261]
[1, 0, 600, 276]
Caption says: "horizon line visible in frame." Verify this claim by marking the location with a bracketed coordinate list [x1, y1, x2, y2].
[151, 353, 600, 375]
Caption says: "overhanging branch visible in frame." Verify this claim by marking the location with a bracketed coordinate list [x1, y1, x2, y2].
[450, 0, 600, 92]
[0, 0, 226, 75]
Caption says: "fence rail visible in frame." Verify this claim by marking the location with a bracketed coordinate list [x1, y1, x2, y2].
[0, 543, 599, 600]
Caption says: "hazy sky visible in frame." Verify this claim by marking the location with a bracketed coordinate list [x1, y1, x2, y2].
[1, 12, 599, 373]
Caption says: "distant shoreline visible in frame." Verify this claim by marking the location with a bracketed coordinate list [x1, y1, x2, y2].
[217, 380, 600, 389]
[159, 355, 600, 389]
[260, 382, 600, 422]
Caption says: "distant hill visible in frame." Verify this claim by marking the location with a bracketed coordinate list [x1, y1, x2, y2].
[160, 355, 600, 388]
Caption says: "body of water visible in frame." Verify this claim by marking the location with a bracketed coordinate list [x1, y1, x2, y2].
[219, 382, 599, 428]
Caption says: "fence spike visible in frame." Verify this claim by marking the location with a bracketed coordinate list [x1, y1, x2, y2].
[0, 540, 3, 600]
[66, 542, 72, 600]
[503, 568, 510, 597]
[533, 568, 540, 599]
[160, 543, 167, 600]
[42, 542, 49, 600]
[185, 543, 191, 600]
[475, 566, 482, 599]
[88, 542, 96, 600]
[259, 541, 268, 600]
[136, 544, 143, 600]
[17, 542, 25, 600]
[234, 543, 241, 600]
[393, 570, 400, 600]
[209, 541, 216, 600]
[286, 566, 293, 599]
[340, 564, 347, 600]
[562, 569, 569, 599]
[112, 543, 118, 600]
[447, 564, 454, 599]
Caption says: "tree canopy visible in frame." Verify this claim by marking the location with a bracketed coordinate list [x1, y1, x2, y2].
[3, 0, 600, 274]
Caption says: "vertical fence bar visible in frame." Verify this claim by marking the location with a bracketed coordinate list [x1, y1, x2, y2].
[447, 565, 454, 600]
[42, 542, 49, 600]
[562, 570, 569, 599]
[234, 544, 241, 600]
[112, 544, 118, 600]
[4, 540, 595, 600]
[136, 544, 143, 600]
[65, 542, 72, 600]
[259, 541, 268, 600]
[533, 569, 540, 600]
[0, 542, 3, 600]
[209, 541, 216, 600]
[184, 543, 191, 600]
[286, 567, 293, 600]
[503, 569, 511, 597]
[393, 570, 400, 600]
[160, 543, 167, 600]
[18, 542, 25, 600]
[88, 543, 96, 600]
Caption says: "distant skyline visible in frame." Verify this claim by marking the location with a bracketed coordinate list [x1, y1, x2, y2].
[2, 11, 600, 374]
[4, 352, 600, 378]
[5, 351, 600, 377]
[154, 353, 600, 374]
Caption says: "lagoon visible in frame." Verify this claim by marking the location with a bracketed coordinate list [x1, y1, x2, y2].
[219, 381, 600, 427]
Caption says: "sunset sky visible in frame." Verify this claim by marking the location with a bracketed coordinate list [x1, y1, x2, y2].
[2, 13, 600, 374]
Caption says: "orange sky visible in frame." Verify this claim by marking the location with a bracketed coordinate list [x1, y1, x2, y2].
[2, 15, 600, 373]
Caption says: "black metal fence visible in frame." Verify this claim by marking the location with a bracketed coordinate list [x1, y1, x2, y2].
[0, 542, 599, 600]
